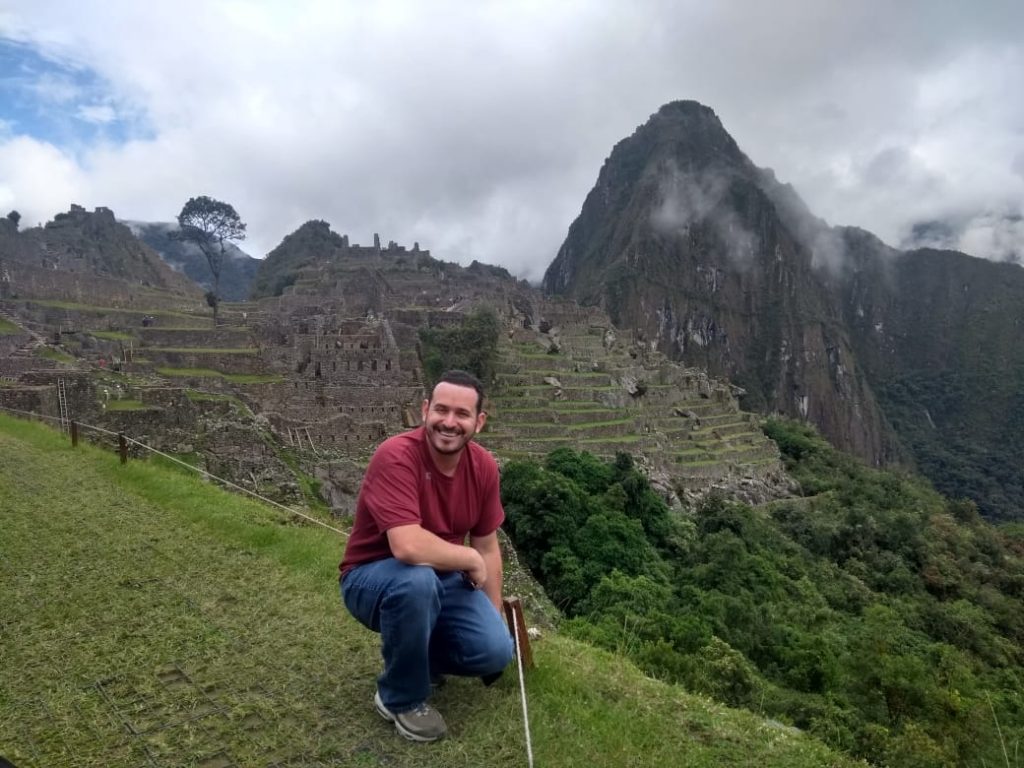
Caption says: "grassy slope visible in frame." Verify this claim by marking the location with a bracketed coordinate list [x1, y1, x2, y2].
[0, 415, 862, 768]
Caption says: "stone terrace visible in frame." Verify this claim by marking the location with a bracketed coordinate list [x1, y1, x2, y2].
[477, 298, 790, 505]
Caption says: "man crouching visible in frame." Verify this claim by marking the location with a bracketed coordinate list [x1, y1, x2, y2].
[339, 369, 513, 742]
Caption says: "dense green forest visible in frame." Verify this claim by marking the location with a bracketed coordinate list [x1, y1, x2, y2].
[500, 420, 1024, 768]
[876, 368, 1024, 521]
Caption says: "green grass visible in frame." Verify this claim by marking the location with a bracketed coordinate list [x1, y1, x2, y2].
[184, 389, 242, 404]
[223, 373, 283, 384]
[144, 326, 251, 333]
[566, 419, 634, 430]
[155, 367, 283, 384]
[0, 414, 862, 768]
[35, 346, 76, 363]
[146, 347, 258, 355]
[89, 330, 135, 341]
[28, 299, 208, 321]
[104, 399, 153, 411]
[155, 366, 224, 378]
[0, 316, 21, 334]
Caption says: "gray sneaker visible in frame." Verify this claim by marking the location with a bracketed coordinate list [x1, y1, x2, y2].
[374, 690, 447, 742]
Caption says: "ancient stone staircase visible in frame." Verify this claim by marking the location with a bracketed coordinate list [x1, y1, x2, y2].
[0, 307, 60, 379]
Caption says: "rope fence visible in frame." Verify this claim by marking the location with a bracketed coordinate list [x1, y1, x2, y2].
[0, 403, 349, 538]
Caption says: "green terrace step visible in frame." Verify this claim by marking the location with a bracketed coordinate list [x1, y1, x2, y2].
[485, 420, 638, 441]
[649, 411, 750, 426]
[489, 397, 626, 409]
[482, 424, 572, 439]
[676, 432, 765, 449]
[689, 422, 758, 438]
[561, 409, 630, 428]
[709, 443, 778, 459]
[675, 448, 716, 461]
[511, 384, 675, 395]
[660, 401, 737, 417]
[497, 355, 586, 371]
[670, 440, 776, 463]
[743, 457, 784, 467]
[514, 409, 627, 425]
[142, 347, 259, 355]
[478, 435, 655, 454]
[494, 371, 617, 387]
[493, 366, 614, 378]
[579, 434, 647, 445]
[655, 416, 752, 435]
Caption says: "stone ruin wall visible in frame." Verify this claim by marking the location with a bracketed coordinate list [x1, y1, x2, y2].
[0, 371, 94, 421]
[0, 264, 178, 309]
[239, 308, 426, 456]
[139, 328, 254, 347]
[0, 357, 56, 378]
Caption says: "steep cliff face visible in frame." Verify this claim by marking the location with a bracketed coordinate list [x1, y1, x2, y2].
[544, 101, 896, 465]
[838, 245, 1024, 518]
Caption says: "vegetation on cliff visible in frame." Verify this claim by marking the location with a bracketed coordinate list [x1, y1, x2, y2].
[501, 423, 1024, 768]
[418, 306, 501, 386]
[249, 219, 346, 298]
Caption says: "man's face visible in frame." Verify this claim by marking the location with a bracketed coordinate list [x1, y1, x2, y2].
[421, 382, 486, 457]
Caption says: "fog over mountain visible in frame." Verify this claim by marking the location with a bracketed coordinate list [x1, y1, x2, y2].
[124, 220, 260, 301]
[0, 1, 1022, 280]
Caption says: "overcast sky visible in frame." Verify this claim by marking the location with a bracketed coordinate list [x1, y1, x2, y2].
[1, 1, 1022, 281]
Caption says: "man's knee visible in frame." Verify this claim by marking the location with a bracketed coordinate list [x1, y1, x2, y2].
[343, 561, 441, 631]
[387, 563, 442, 604]
[476, 624, 515, 674]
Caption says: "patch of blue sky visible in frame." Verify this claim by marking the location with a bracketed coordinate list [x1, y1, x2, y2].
[0, 37, 153, 152]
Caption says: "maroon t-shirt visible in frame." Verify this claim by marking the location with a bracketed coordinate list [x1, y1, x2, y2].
[339, 426, 504, 578]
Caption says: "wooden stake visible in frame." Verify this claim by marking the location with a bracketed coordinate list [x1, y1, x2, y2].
[70, 421, 78, 447]
[503, 596, 534, 669]
[118, 432, 128, 464]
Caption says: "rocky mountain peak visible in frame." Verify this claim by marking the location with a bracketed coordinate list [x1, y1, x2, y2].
[543, 99, 896, 467]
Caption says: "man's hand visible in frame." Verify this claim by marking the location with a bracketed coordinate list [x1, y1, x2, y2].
[465, 548, 487, 589]
[470, 532, 504, 613]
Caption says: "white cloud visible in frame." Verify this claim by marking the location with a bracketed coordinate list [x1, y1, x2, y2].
[0, 0, 1022, 279]
[75, 103, 116, 124]
[0, 135, 85, 223]
[27, 70, 81, 103]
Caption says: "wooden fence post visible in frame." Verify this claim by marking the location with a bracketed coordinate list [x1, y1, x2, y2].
[70, 421, 78, 447]
[502, 596, 534, 669]
[118, 432, 128, 464]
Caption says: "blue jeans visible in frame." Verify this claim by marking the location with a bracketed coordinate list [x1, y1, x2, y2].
[341, 558, 514, 714]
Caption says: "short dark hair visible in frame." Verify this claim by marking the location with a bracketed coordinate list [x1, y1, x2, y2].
[432, 369, 485, 413]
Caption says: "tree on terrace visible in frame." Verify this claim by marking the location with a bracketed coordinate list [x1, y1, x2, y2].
[175, 196, 246, 323]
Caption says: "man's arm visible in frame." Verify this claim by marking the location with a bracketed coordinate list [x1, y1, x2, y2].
[387, 524, 487, 586]
[470, 531, 503, 613]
